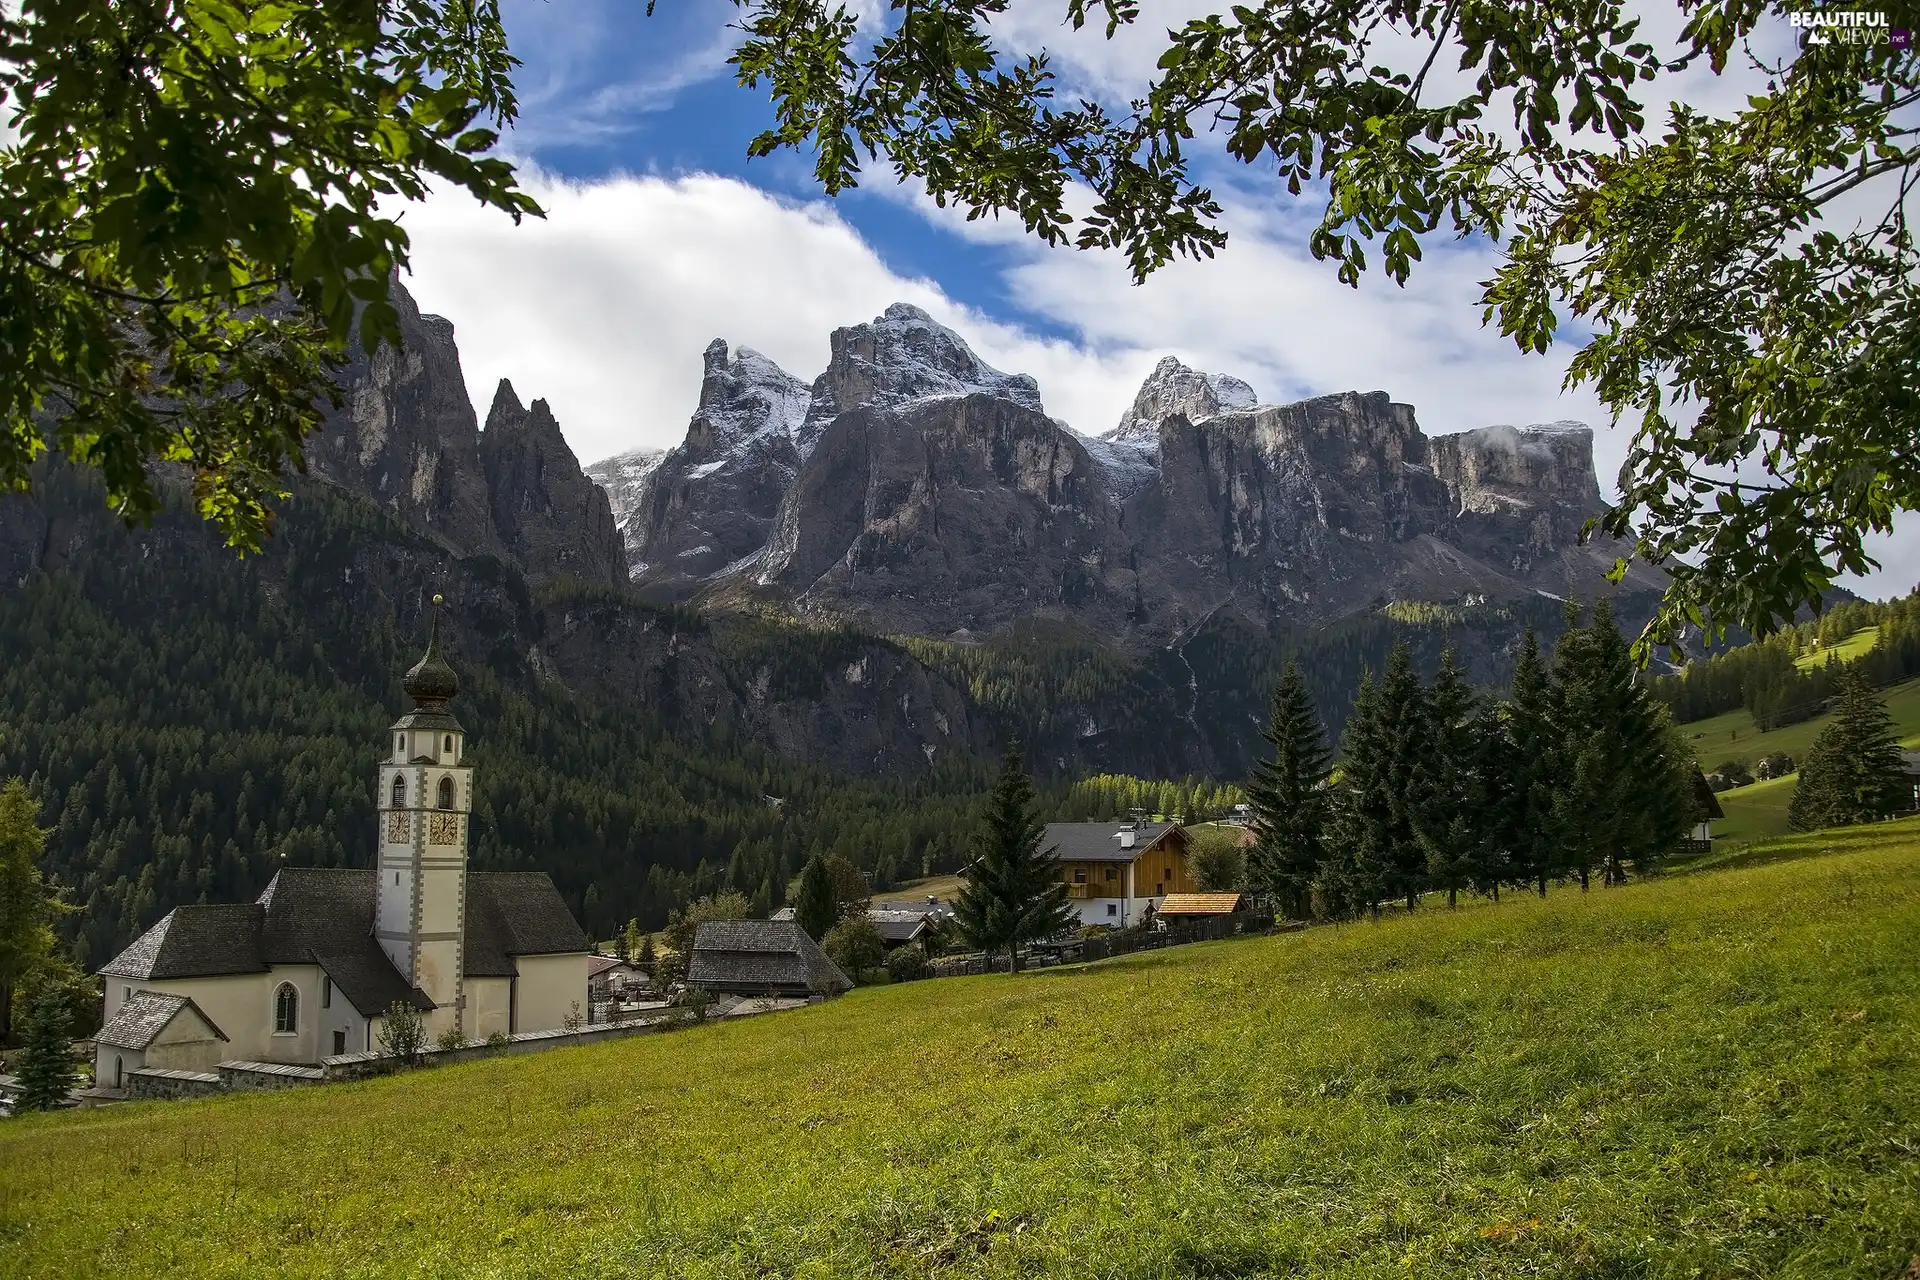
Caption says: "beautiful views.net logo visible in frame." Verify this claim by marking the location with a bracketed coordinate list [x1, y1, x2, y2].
[1790, 10, 1912, 46]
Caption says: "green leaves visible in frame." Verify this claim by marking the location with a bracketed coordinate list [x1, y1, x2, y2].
[1, 0, 537, 552]
[724, 0, 1918, 652]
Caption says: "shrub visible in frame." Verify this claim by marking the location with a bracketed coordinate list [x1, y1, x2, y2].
[377, 1002, 426, 1066]
[485, 1031, 510, 1049]
[1711, 759, 1754, 789]
[822, 916, 886, 979]
[885, 947, 929, 983]
[433, 1026, 467, 1054]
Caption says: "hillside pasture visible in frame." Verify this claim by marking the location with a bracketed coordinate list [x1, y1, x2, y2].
[4, 825, 1919, 1279]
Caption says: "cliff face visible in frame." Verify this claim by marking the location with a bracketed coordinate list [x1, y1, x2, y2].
[616, 340, 810, 599]
[305, 279, 626, 590]
[479, 381, 626, 590]
[594, 305, 1649, 644]
[308, 280, 505, 560]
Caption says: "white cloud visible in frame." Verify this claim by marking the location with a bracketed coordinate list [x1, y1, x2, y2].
[400, 163, 1917, 598]
[397, 170, 1149, 464]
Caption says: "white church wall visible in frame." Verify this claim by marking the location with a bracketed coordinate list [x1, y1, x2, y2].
[467, 976, 512, 1040]
[512, 954, 589, 1033]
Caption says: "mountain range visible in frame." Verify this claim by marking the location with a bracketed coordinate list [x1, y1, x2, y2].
[3, 281, 1661, 780]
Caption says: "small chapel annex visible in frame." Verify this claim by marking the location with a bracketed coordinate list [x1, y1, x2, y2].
[93, 601, 590, 1086]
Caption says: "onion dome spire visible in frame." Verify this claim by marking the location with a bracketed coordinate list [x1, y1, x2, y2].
[403, 594, 458, 709]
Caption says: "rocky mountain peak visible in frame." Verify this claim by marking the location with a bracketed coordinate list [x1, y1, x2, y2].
[1111, 356, 1259, 442]
[479, 379, 626, 589]
[690, 340, 812, 455]
[796, 303, 1044, 457]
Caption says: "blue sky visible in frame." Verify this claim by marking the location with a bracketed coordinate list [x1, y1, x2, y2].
[393, 0, 1918, 598]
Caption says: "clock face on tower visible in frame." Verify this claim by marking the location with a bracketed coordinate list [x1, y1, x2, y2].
[428, 812, 462, 846]
[386, 812, 410, 842]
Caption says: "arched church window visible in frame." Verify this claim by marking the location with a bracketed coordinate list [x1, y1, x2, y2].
[438, 776, 455, 810]
[443, 734, 454, 756]
[391, 774, 405, 808]
[274, 983, 298, 1034]
[114, 1055, 123, 1088]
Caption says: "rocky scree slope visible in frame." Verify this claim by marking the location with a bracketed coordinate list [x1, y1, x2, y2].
[594, 305, 1656, 647]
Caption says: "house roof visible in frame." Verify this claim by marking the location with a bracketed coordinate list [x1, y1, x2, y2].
[95, 990, 228, 1051]
[1041, 823, 1179, 864]
[1157, 893, 1243, 917]
[1689, 767, 1725, 821]
[98, 868, 586, 1014]
[867, 910, 931, 943]
[687, 920, 852, 994]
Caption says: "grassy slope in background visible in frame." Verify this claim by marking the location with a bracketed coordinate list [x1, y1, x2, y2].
[4, 822, 1918, 1278]
[1690, 674, 1920, 843]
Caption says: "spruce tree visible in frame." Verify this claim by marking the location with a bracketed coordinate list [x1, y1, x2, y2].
[1505, 630, 1564, 896]
[1789, 668, 1909, 830]
[1415, 651, 1480, 908]
[1244, 660, 1333, 919]
[953, 745, 1076, 972]
[1553, 602, 1691, 887]
[1337, 643, 1431, 911]
[1326, 672, 1395, 919]
[13, 988, 77, 1111]
[793, 854, 838, 942]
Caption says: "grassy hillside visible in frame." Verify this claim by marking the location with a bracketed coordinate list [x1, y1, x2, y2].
[1794, 626, 1881, 670]
[1679, 673, 1920, 770]
[1690, 673, 1920, 844]
[6, 826, 1919, 1279]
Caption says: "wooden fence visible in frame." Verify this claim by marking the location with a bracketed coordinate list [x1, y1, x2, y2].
[925, 911, 1275, 979]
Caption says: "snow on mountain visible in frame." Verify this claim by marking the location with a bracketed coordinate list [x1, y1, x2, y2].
[794, 303, 1046, 459]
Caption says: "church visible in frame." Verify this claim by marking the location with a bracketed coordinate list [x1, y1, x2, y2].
[92, 601, 590, 1086]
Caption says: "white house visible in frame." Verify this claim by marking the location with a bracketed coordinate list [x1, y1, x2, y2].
[95, 601, 590, 1083]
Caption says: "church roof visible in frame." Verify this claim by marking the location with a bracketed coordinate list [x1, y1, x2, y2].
[96, 869, 585, 1013]
[259, 869, 434, 1016]
[464, 873, 593, 976]
[403, 600, 459, 708]
[100, 904, 267, 981]
[95, 990, 228, 1051]
[687, 920, 852, 995]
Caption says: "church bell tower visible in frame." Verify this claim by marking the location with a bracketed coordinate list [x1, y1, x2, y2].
[375, 595, 472, 1038]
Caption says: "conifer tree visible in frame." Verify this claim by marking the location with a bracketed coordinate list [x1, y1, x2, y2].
[1504, 631, 1564, 896]
[1553, 602, 1691, 887]
[1326, 673, 1394, 918]
[1789, 668, 1910, 830]
[793, 854, 838, 942]
[13, 988, 77, 1111]
[1244, 661, 1333, 919]
[953, 745, 1076, 972]
[1415, 652, 1480, 908]
[0, 777, 63, 1043]
[1336, 644, 1431, 911]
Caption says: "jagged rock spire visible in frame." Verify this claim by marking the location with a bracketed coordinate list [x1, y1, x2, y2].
[402, 594, 458, 709]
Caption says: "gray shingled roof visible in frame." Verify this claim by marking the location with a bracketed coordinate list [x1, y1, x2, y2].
[99, 868, 585, 1013]
[94, 990, 228, 1050]
[867, 910, 931, 944]
[99, 904, 267, 981]
[465, 873, 591, 976]
[687, 920, 852, 995]
[257, 869, 433, 1016]
[1042, 822, 1177, 863]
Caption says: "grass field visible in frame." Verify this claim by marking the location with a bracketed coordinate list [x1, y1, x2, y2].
[1677, 674, 1920, 772]
[1793, 626, 1881, 671]
[6, 825, 1920, 1279]
[873, 873, 966, 905]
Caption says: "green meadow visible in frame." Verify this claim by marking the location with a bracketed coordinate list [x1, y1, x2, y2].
[5, 822, 1920, 1279]
[1677, 674, 1920, 772]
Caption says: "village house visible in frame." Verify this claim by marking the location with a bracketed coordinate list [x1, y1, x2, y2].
[686, 920, 853, 998]
[92, 603, 591, 1085]
[1043, 820, 1197, 928]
